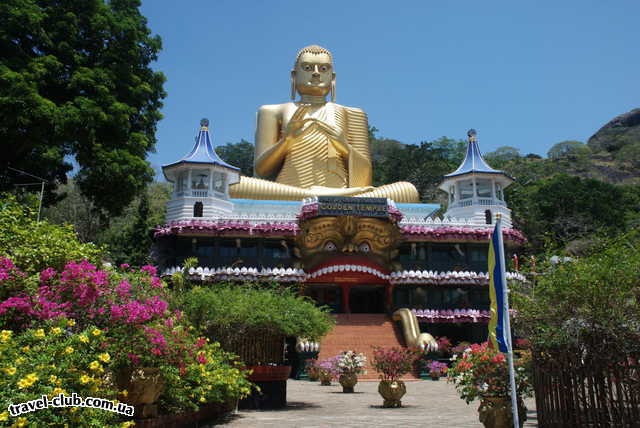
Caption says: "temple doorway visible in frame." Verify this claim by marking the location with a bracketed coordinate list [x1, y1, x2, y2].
[349, 285, 385, 313]
[304, 284, 341, 313]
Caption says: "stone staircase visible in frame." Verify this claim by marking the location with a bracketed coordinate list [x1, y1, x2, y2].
[318, 314, 420, 381]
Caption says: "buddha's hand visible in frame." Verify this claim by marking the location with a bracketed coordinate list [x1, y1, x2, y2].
[283, 105, 309, 141]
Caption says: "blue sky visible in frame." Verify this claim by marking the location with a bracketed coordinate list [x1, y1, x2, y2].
[140, 1, 639, 179]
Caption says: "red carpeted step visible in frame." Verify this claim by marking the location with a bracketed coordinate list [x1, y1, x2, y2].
[318, 314, 420, 381]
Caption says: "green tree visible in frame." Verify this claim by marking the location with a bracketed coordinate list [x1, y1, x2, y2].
[0, 0, 166, 216]
[507, 174, 635, 253]
[375, 140, 460, 202]
[484, 146, 521, 168]
[43, 180, 171, 265]
[547, 141, 591, 160]
[216, 140, 255, 177]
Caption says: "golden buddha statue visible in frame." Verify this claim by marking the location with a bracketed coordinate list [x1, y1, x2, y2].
[229, 45, 419, 203]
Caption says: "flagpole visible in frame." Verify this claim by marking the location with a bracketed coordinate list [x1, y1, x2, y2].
[496, 213, 519, 428]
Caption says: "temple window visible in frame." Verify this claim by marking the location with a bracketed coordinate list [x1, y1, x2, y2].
[213, 172, 226, 193]
[263, 241, 288, 259]
[193, 201, 203, 217]
[458, 180, 473, 200]
[192, 170, 209, 190]
[239, 241, 258, 257]
[177, 171, 188, 192]
[219, 239, 237, 258]
[476, 179, 492, 198]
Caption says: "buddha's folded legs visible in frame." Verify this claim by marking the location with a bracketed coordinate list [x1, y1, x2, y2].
[358, 182, 419, 203]
[229, 177, 419, 203]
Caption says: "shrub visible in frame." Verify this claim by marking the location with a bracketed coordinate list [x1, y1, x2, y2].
[0, 195, 103, 274]
[513, 228, 640, 351]
[0, 258, 253, 420]
[179, 283, 335, 341]
[0, 321, 121, 427]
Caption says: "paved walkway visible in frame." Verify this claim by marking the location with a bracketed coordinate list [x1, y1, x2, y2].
[216, 379, 538, 427]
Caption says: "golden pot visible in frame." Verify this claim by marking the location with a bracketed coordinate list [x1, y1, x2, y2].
[378, 380, 406, 408]
[115, 367, 165, 419]
[339, 373, 358, 393]
[319, 370, 333, 386]
[478, 396, 527, 428]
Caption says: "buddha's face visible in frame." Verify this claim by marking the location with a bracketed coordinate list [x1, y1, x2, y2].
[293, 52, 334, 97]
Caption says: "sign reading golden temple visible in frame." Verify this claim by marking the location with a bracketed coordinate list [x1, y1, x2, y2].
[316, 196, 388, 217]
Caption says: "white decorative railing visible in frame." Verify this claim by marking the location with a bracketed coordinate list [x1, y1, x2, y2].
[449, 198, 506, 209]
[390, 270, 526, 285]
[399, 216, 481, 228]
[162, 266, 305, 282]
[161, 265, 526, 285]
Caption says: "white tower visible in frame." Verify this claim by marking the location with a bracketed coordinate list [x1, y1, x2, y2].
[438, 130, 514, 227]
[162, 119, 240, 222]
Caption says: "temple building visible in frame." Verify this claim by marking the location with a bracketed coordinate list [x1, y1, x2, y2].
[153, 121, 525, 359]
[153, 45, 525, 376]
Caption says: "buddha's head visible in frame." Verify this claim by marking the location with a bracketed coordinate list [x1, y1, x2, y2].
[291, 45, 336, 102]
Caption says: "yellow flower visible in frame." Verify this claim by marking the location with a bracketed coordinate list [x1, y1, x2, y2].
[15, 416, 27, 427]
[21, 346, 30, 353]
[91, 328, 101, 336]
[49, 375, 58, 383]
[52, 387, 64, 395]
[199, 396, 206, 403]
[4, 367, 16, 376]
[121, 421, 136, 427]
[17, 373, 37, 389]
[34, 329, 45, 338]
[70, 407, 78, 413]
[51, 327, 62, 335]
[65, 346, 74, 354]
[0, 330, 12, 343]
[79, 335, 89, 343]
[67, 319, 75, 327]
[80, 375, 91, 384]
[0, 411, 7, 421]
[99, 353, 111, 363]
[89, 361, 102, 371]
[121, 389, 128, 397]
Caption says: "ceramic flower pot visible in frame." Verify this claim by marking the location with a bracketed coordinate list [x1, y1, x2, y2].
[115, 367, 165, 418]
[319, 370, 333, 386]
[378, 380, 406, 408]
[478, 396, 527, 428]
[429, 372, 441, 381]
[339, 373, 358, 393]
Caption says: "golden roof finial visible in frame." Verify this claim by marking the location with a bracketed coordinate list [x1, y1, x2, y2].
[467, 129, 477, 143]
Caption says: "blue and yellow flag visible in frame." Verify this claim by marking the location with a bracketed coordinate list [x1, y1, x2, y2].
[488, 219, 508, 353]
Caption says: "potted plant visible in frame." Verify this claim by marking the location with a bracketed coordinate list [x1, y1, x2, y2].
[447, 342, 533, 428]
[318, 357, 339, 386]
[334, 350, 367, 393]
[427, 360, 448, 380]
[371, 346, 418, 407]
[305, 358, 320, 381]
